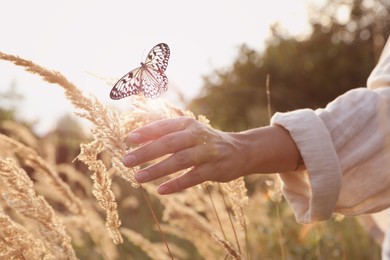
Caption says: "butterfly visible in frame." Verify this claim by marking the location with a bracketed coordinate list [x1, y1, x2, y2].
[110, 43, 170, 99]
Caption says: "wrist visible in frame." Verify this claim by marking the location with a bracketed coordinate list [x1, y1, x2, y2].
[232, 125, 301, 174]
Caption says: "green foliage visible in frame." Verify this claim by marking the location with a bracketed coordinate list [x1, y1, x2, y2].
[54, 114, 89, 164]
[0, 82, 23, 122]
[188, 0, 390, 132]
[264, 24, 376, 112]
[189, 45, 269, 131]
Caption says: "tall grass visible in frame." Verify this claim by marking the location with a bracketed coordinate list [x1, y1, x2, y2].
[0, 51, 382, 259]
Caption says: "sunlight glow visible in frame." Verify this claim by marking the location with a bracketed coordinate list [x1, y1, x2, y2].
[0, 0, 312, 135]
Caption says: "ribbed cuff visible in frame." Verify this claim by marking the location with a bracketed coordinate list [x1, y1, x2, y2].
[271, 109, 342, 223]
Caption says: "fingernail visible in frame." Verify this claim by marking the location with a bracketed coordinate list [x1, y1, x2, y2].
[122, 154, 136, 166]
[135, 171, 149, 182]
[128, 132, 142, 142]
[157, 184, 170, 194]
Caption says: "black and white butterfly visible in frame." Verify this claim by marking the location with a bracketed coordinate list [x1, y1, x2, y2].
[110, 43, 170, 99]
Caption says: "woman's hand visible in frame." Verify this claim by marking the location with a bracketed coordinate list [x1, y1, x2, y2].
[122, 116, 301, 195]
[122, 117, 248, 194]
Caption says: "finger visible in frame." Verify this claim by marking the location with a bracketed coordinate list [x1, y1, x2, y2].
[134, 144, 213, 183]
[126, 116, 194, 144]
[156, 165, 211, 195]
[123, 128, 198, 167]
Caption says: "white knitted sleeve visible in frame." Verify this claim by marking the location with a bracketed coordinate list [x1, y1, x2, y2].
[272, 87, 390, 224]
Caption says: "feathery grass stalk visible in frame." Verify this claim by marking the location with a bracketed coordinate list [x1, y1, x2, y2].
[0, 51, 134, 183]
[0, 133, 118, 257]
[0, 158, 77, 259]
[275, 203, 286, 260]
[0, 213, 49, 259]
[121, 227, 173, 260]
[0, 133, 83, 214]
[212, 233, 242, 260]
[77, 141, 123, 244]
[0, 51, 131, 244]
[266, 74, 272, 120]
[315, 223, 321, 259]
[139, 184, 174, 260]
[218, 183, 242, 255]
[204, 183, 227, 240]
[241, 207, 250, 260]
[265, 75, 286, 260]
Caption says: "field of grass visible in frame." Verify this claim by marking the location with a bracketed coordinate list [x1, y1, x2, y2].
[0, 51, 382, 259]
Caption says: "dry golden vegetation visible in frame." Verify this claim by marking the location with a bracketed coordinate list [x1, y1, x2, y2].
[0, 51, 381, 259]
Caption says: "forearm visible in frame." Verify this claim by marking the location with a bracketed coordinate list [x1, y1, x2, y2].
[233, 125, 302, 175]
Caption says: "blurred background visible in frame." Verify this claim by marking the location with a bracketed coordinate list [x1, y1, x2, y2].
[1, 0, 388, 133]
[1, 0, 389, 259]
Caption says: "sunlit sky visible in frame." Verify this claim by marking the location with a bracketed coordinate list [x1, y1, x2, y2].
[0, 0, 312, 135]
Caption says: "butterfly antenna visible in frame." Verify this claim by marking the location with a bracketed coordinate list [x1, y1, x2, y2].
[140, 49, 146, 63]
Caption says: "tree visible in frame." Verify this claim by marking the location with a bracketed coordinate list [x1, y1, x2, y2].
[0, 81, 24, 122]
[188, 0, 390, 132]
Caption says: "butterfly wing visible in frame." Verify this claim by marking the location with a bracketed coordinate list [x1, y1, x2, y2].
[140, 65, 168, 98]
[144, 43, 170, 72]
[110, 67, 143, 100]
[141, 43, 170, 98]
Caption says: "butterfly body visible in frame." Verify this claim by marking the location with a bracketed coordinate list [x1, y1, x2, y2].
[110, 43, 170, 99]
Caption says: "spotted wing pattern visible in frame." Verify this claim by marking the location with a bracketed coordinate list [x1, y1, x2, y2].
[144, 42, 170, 72]
[110, 43, 170, 100]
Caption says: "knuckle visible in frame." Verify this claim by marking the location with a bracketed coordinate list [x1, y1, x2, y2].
[185, 169, 204, 184]
[174, 151, 190, 167]
[182, 116, 196, 126]
[160, 120, 172, 133]
[208, 142, 221, 156]
[190, 126, 208, 142]
[177, 116, 195, 130]
[160, 134, 177, 151]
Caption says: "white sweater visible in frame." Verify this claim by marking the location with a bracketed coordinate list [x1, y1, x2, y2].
[271, 37, 390, 257]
